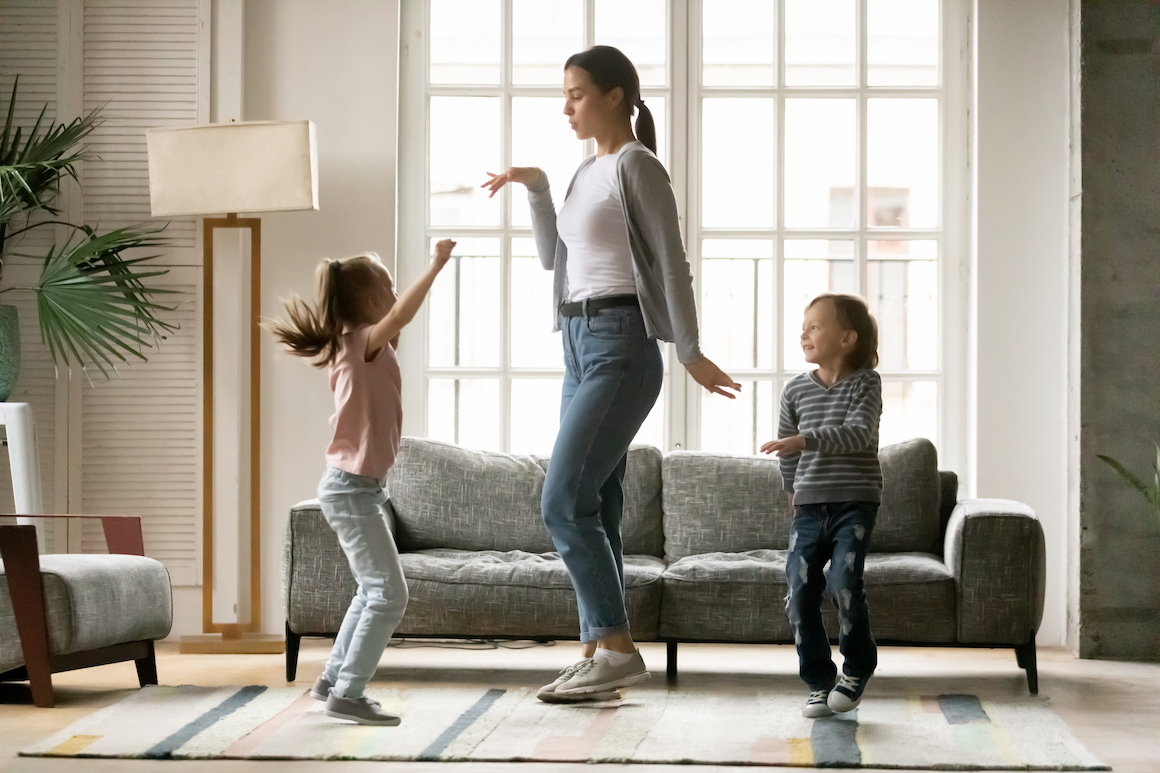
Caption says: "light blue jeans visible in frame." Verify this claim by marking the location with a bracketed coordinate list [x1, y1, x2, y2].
[317, 467, 409, 699]
[541, 305, 664, 643]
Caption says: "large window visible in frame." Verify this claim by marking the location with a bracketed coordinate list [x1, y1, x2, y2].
[399, 0, 964, 460]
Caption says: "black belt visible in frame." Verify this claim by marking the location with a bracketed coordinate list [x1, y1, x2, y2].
[559, 294, 640, 317]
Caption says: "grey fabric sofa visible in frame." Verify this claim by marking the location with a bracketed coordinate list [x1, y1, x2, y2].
[284, 437, 1046, 692]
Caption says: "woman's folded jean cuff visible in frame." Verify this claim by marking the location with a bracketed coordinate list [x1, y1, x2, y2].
[582, 622, 631, 642]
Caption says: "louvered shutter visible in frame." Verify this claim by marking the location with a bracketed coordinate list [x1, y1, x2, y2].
[75, 0, 205, 585]
[0, 2, 65, 548]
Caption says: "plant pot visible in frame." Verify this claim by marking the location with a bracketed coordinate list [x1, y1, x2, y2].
[0, 304, 21, 401]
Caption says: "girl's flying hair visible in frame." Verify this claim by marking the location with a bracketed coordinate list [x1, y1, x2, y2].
[264, 253, 392, 368]
[808, 293, 880, 371]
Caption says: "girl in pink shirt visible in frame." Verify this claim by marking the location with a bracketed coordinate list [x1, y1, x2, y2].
[265, 239, 454, 725]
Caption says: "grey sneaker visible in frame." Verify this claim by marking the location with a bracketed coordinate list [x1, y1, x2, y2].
[537, 659, 620, 702]
[802, 688, 834, 718]
[555, 651, 650, 695]
[325, 692, 401, 726]
[310, 676, 333, 702]
[827, 673, 869, 713]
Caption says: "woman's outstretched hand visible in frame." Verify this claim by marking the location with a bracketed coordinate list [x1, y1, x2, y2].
[481, 167, 543, 198]
[685, 357, 742, 399]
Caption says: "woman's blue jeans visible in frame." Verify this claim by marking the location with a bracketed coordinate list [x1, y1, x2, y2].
[785, 501, 879, 690]
[317, 467, 409, 699]
[541, 306, 663, 643]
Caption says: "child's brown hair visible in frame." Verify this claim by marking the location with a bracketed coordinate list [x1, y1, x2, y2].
[263, 253, 392, 368]
[807, 293, 879, 370]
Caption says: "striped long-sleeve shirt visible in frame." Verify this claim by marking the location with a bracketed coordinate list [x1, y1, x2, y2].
[778, 368, 883, 504]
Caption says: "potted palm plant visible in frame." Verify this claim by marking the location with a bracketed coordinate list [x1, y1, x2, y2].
[0, 76, 176, 396]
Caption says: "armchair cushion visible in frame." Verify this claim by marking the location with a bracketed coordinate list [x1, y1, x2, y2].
[0, 554, 172, 673]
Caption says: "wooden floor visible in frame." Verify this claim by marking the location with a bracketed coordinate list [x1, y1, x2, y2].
[1, 639, 1157, 772]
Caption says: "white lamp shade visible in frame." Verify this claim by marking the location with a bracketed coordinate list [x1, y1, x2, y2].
[146, 120, 319, 217]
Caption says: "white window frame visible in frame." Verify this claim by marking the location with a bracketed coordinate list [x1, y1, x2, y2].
[398, 0, 968, 471]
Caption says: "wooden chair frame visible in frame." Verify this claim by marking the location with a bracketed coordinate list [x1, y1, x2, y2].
[0, 515, 161, 707]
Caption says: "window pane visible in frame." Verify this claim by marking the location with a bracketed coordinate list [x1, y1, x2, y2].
[595, 0, 667, 86]
[703, 0, 774, 87]
[428, 237, 501, 368]
[460, 379, 501, 450]
[431, 97, 500, 226]
[427, 378, 500, 451]
[634, 386, 666, 448]
[784, 0, 856, 86]
[702, 98, 774, 227]
[868, 240, 937, 370]
[868, 0, 939, 86]
[701, 380, 775, 455]
[511, 238, 565, 369]
[867, 98, 938, 228]
[701, 239, 774, 370]
[511, 379, 563, 454]
[512, 98, 587, 228]
[880, 380, 937, 448]
[431, 0, 500, 84]
[785, 99, 856, 228]
[513, 0, 583, 85]
[783, 239, 855, 371]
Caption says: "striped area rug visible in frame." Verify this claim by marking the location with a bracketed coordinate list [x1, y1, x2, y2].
[21, 685, 1107, 769]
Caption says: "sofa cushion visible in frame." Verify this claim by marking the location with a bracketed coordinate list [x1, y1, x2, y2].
[0, 554, 172, 674]
[386, 438, 664, 557]
[658, 550, 956, 644]
[661, 452, 791, 562]
[876, 438, 942, 553]
[399, 550, 665, 639]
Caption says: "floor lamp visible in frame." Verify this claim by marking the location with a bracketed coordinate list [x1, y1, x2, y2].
[146, 121, 318, 654]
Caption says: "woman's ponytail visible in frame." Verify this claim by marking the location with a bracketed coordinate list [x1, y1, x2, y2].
[634, 98, 657, 156]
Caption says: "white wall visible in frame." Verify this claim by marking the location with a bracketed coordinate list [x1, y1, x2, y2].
[241, 0, 400, 636]
[972, 0, 1073, 647]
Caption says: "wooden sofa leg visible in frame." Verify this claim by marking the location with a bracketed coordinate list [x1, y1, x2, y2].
[286, 622, 302, 682]
[135, 640, 159, 686]
[0, 525, 55, 708]
[666, 641, 678, 680]
[1016, 638, 1038, 694]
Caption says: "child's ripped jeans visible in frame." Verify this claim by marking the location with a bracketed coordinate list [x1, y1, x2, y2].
[784, 501, 878, 690]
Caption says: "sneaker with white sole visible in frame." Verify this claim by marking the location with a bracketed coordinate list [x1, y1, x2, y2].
[827, 673, 869, 713]
[325, 693, 401, 726]
[310, 676, 333, 702]
[555, 650, 650, 695]
[802, 688, 834, 718]
[537, 659, 621, 703]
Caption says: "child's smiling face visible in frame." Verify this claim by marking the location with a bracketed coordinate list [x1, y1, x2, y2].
[801, 299, 856, 368]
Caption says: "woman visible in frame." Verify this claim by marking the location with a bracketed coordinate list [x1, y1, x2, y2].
[483, 45, 740, 702]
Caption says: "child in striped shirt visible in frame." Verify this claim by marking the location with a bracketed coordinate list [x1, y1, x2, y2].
[761, 293, 882, 719]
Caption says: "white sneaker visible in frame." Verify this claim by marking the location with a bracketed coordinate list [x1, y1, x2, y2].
[555, 650, 650, 695]
[310, 676, 333, 702]
[802, 688, 834, 718]
[536, 659, 621, 703]
[325, 693, 401, 726]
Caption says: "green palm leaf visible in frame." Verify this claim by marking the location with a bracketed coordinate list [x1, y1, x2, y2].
[1097, 449, 1160, 516]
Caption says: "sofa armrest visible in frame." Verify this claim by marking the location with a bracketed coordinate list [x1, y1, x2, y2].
[943, 498, 1046, 644]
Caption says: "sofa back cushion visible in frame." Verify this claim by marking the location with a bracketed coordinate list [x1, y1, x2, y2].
[875, 437, 942, 553]
[661, 452, 791, 562]
[660, 438, 943, 560]
[387, 438, 664, 556]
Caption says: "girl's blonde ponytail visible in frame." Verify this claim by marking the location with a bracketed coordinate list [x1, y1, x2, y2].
[264, 259, 345, 367]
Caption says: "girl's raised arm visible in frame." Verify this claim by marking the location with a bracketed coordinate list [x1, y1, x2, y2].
[366, 239, 455, 358]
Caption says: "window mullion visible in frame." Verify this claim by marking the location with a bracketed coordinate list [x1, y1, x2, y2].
[857, 0, 869, 296]
[500, 0, 513, 452]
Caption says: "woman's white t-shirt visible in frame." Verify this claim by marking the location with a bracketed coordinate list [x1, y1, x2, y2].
[556, 141, 641, 302]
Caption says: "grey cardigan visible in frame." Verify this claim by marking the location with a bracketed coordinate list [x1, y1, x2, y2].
[527, 143, 704, 364]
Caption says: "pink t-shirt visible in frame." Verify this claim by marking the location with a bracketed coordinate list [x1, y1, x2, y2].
[324, 325, 403, 479]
